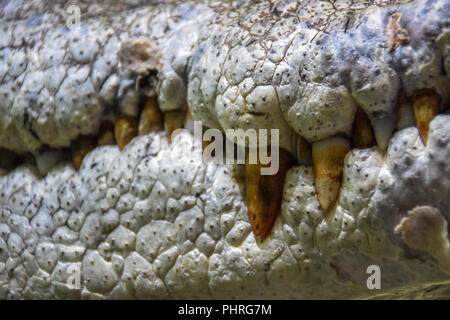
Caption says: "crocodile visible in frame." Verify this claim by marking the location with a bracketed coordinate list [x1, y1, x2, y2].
[0, 0, 449, 299]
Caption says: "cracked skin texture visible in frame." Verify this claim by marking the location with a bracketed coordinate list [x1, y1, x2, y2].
[0, 0, 449, 299]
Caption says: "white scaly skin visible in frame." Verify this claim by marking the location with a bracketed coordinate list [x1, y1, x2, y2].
[0, 0, 449, 299]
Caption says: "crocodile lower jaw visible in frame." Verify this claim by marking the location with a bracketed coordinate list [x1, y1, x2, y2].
[1, 112, 449, 299]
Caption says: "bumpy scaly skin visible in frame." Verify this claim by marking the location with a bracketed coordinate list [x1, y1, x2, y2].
[0, 0, 449, 299]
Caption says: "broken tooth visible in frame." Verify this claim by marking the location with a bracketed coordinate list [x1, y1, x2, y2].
[372, 116, 396, 151]
[164, 110, 186, 143]
[397, 94, 415, 130]
[245, 147, 296, 241]
[312, 137, 350, 211]
[115, 115, 138, 150]
[138, 96, 164, 135]
[71, 136, 97, 170]
[413, 89, 439, 145]
[352, 108, 375, 148]
[97, 121, 116, 146]
[296, 136, 312, 166]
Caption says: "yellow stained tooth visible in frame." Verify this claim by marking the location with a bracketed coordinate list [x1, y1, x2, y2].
[312, 137, 350, 211]
[413, 89, 439, 145]
[296, 136, 312, 166]
[352, 108, 375, 148]
[245, 147, 295, 241]
[97, 121, 116, 146]
[164, 110, 186, 143]
[71, 136, 97, 170]
[138, 96, 164, 135]
[397, 94, 415, 130]
[115, 115, 138, 150]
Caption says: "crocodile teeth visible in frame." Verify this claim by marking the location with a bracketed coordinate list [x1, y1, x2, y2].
[312, 137, 350, 211]
[245, 147, 295, 241]
[115, 115, 138, 150]
[164, 110, 186, 143]
[138, 96, 164, 135]
[97, 121, 116, 146]
[372, 116, 396, 151]
[71, 136, 97, 170]
[397, 94, 415, 130]
[352, 108, 375, 148]
[296, 136, 312, 166]
[413, 89, 439, 145]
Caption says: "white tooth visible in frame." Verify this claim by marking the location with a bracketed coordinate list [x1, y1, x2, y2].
[372, 117, 396, 151]
[36, 150, 66, 176]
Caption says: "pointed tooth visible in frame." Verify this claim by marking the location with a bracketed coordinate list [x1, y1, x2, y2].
[352, 108, 375, 148]
[114, 115, 138, 150]
[164, 110, 186, 143]
[245, 147, 296, 241]
[71, 136, 97, 170]
[138, 96, 163, 135]
[36, 150, 67, 176]
[396, 94, 415, 130]
[312, 137, 350, 211]
[413, 89, 439, 145]
[97, 121, 116, 146]
[372, 116, 396, 151]
[296, 136, 312, 166]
